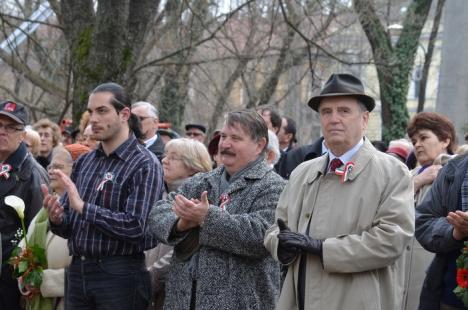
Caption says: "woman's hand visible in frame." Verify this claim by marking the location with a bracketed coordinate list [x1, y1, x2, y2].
[413, 165, 442, 192]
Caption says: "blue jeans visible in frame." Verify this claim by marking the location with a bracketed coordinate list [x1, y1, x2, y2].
[66, 254, 151, 310]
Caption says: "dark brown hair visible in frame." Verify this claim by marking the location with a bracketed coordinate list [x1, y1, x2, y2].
[91, 82, 143, 140]
[407, 112, 456, 154]
[225, 110, 269, 154]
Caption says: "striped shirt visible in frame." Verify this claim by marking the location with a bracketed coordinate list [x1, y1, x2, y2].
[51, 134, 163, 257]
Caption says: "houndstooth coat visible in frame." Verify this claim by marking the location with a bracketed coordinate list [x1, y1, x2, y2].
[147, 159, 286, 310]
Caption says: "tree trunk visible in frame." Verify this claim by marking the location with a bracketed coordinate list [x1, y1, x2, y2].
[417, 0, 445, 113]
[354, 0, 433, 141]
[58, 0, 158, 123]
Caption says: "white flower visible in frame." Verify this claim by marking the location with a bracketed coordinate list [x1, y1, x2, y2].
[4, 195, 25, 220]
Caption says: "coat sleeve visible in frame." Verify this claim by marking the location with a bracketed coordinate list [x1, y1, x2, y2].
[146, 178, 199, 245]
[264, 176, 294, 263]
[322, 164, 415, 273]
[40, 268, 66, 297]
[415, 165, 464, 253]
[198, 175, 285, 259]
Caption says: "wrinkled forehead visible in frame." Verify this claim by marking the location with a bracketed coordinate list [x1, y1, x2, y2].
[221, 121, 250, 136]
[318, 96, 360, 111]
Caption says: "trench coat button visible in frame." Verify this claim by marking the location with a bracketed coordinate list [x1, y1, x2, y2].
[406, 245, 411, 251]
[305, 213, 310, 218]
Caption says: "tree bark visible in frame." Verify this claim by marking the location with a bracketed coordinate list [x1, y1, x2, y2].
[354, 0, 433, 141]
[58, 0, 158, 123]
[417, 0, 445, 113]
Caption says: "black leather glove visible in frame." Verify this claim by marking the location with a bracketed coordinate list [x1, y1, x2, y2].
[277, 221, 323, 256]
[277, 218, 301, 264]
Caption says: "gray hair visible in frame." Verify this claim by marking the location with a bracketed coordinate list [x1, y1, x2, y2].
[132, 101, 159, 118]
[357, 100, 368, 113]
[224, 110, 269, 153]
[266, 130, 280, 165]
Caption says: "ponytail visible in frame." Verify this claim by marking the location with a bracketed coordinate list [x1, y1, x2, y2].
[128, 113, 144, 141]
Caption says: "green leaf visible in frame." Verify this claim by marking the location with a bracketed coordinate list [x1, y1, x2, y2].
[454, 286, 464, 298]
[10, 246, 21, 257]
[31, 244, 47, 266]
[463, 291, 468, 307]
[464, 257, 468, 269]
[24, 269, 43, 288]
[17, 261, 28, 274]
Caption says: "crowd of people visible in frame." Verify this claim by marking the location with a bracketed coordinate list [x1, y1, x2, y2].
[1, 74, 468, 310]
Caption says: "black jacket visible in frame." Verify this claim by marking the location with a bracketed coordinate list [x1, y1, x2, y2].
[0, 143, 49, 262]
[147, 134, 165, 162]
[415, 154, 468, 309]
[277, 137, 324, 179]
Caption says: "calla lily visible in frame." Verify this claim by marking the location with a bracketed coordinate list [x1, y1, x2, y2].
[5, 195, 25, 220]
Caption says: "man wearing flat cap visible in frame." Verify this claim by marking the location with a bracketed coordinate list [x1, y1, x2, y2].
[0, 101, 48, 310]
[185, 123, 207, 143]
[264, 73, 414, 310]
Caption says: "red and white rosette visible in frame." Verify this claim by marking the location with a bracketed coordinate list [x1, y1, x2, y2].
[0, 163, 12, 180]
[96, 172, 114, 191]
[334, 162, 355, 183]
[219, 193, 230, 210]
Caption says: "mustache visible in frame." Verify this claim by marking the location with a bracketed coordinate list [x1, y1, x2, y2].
[220, 149, 235, 156]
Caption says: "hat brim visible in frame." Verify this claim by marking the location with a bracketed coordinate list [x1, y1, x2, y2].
[0, 111, 24, 125]
[307, 93, 375, 112]
[185, 124, 206, 133]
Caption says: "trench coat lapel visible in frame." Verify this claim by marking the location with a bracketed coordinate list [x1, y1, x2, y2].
[346, 139, 374, 182]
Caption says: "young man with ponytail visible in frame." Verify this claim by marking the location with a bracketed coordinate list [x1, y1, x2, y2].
[41, 82, 163, 309]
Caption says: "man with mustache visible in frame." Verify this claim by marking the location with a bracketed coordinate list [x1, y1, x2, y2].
[147, 110, 286, 309]
[264, 73, 414, 310]
[42, 83, 163, 310]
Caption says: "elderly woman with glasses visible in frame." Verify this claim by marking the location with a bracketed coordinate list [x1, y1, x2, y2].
[18, 146, 88, 310]
[146, 138, 212, 310]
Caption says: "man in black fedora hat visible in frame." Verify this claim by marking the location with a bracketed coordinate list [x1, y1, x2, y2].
[277, 73, 376, 179]
[265, 73, 414, 310]
[0, 100, 48, 310]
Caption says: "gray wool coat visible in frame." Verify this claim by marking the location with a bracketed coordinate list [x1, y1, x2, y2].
[147, 159, 286, 310]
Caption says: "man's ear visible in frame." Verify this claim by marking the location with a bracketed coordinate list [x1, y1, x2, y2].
[257, 137, 267, 155]
[119, 107, 131, 122]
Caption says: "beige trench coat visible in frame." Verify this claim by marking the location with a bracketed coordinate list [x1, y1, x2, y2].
[265, 139, 414, 310]
[400, 168, 435, 310]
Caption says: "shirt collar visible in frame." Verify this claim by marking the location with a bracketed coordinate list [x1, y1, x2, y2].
[144, 134, 158, 148]
[321, 140, 329, 155]
[327, 138, 364, 170]
[95, 134, 139, 160]
[3, 142, 28, 170]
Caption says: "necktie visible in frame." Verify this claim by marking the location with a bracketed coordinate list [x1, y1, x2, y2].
[329, 158, 343, 172]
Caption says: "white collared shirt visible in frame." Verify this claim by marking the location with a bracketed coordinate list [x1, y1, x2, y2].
[326, 138, 364, 172]
[144, 134, 158, 148]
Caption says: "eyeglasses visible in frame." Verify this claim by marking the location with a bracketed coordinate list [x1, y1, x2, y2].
[186, 132, 203, 137]
[138, 116, 154, 122]
[0, 123, 24, 134]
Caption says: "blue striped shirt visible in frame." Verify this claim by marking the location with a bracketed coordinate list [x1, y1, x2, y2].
[51, 134, 163, 257]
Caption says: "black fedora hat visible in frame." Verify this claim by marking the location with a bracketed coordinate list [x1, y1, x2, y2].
[307, 73, 375, 112]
